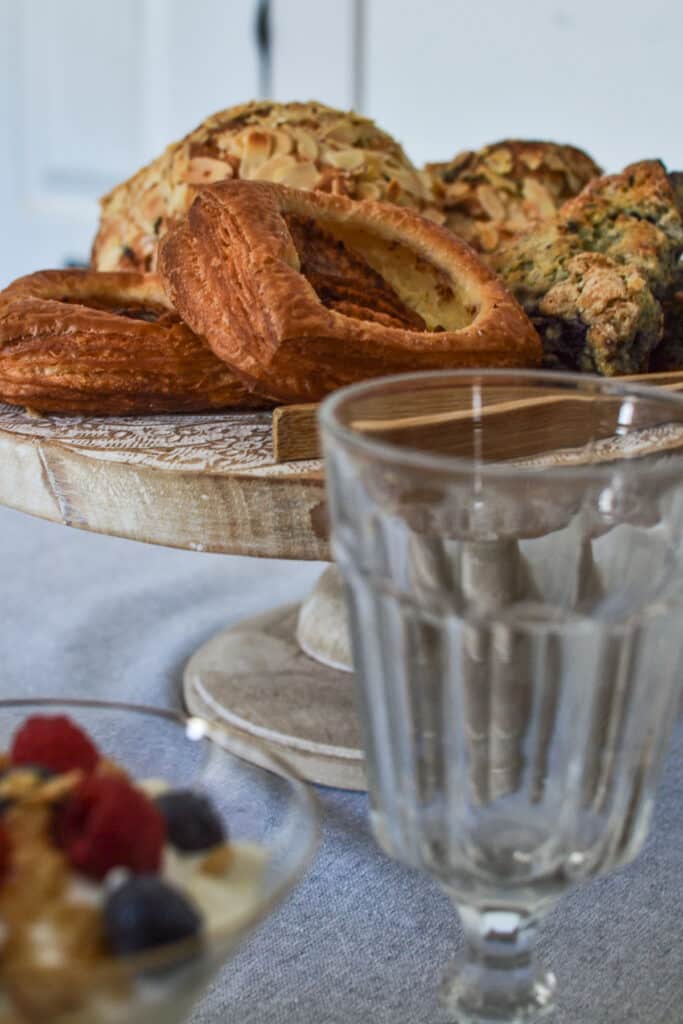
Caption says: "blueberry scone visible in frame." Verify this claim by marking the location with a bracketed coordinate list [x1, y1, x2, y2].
[492, 161, 683, 374]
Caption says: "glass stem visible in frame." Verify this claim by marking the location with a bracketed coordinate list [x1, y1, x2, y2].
[441, 902, 556, 1022]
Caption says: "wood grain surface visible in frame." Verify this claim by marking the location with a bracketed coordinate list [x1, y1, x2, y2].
[272, 370, 683, 462]
[0, 404, 327, 560]
[3, 369, 683, 560]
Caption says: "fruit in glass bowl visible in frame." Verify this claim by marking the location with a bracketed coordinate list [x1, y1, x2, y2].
[0, 700, 317, 1023]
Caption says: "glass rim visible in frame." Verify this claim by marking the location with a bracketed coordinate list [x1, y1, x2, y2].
[0, 697, 319, 979]
[319, 368, 683, 481]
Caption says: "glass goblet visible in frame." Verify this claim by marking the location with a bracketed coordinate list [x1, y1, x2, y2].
[320, 369, 683, 1022]
[0, 699, 317, 1024]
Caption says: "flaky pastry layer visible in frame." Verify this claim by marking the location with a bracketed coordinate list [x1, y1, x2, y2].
[159, 180, 542, 403]
[0, 270, 266, 415]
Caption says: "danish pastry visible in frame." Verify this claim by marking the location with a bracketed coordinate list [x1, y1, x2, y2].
[0, 270, 264, 415]
[158, 180, 542, 403]
[92, 101, 435, 273]
[426, 140, 601, 254]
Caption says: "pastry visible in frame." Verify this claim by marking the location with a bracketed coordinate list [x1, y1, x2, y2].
[425, 140, 601, 253]
[558, 159, 683, 297]
[532, 252, 662, 375]
[492, 161, 683, 374]
[158, 180, 542, 404]
[651, 278, 683, 371]
[0, 270, 264, 415]
[92, 100, 436, 273]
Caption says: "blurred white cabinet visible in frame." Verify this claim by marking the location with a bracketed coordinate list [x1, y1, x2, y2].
[0, 0, 262, 284]
[0, 0, 360, 285]
[3, 0, 680, 288]
[365, 0, 683, 171]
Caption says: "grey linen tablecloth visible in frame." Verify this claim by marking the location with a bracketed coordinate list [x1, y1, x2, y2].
[1, 504, 682, 1023]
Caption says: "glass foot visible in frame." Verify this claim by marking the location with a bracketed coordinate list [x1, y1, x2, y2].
[440, 906, 556, 1022]
[440, 960, 556, 1022]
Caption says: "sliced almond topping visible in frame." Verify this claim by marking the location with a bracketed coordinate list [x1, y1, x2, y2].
[520, 151, 543, 171]
[485, 147, 513, 175]
[543, 151, 571, 173]
[478, 223, 500, 251]
[215, 129, 246, 156]
[277, 160, 322, 190]
[476, 183, 507, 221]
[271, 129, 294, 156]
[390, 166, 424, 195]
[238, 129, 274, 178]
[447, 150, 473, 173]
[482, 167, 519, 195]
[139, 185, 165, 221]
[250, 153, 299, 181]
[324, 148, 366, 172]
[443, 181, 471, 203]
[322, 119, 361, 145]
[186, 156, 233, 185]
[293, 130, 319, 162]
[168, 182, 192, 216]
[522, 177, 556, 218]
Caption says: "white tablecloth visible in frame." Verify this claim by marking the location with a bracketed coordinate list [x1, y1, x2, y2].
[2, 505, 682, 1023]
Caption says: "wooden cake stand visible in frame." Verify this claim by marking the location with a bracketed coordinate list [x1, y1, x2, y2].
[4, 371, 682, 792]
[0, 403, 363, 790]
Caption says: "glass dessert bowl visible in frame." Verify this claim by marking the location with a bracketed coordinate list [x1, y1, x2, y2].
[0, 699, 318, 1024]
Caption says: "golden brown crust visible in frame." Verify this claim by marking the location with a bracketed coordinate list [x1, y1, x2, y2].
[536, 253, 662, 375]
[92, 100, 436, 273]
[0, 270, 266, 415]
[558, 160, 683, 296]
[158, 180, 542, 403]
[492, 161, 683, 375]
[425, 140, 601, 253]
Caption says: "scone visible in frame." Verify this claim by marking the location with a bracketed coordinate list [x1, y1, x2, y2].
[425, 140, 601, 253]
[492, 160, 683, 374]
[651, 275, 683, 371]
[92, 100, 435, 273]
[158, 180, 541, 404]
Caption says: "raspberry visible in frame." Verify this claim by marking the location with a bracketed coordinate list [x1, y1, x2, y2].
[0, 823, 11, 880]
[11, 715, 99, 775]
[57, 777, 166, 880]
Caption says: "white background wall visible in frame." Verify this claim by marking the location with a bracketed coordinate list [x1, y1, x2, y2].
[1, 0, 682, 286]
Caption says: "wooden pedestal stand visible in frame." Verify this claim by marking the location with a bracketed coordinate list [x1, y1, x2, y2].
[4, 372, 683, 793]
[0, 403, 364, 790]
